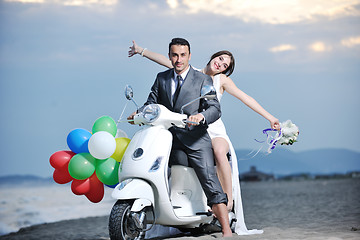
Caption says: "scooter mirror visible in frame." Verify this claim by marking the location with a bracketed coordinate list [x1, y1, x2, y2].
[125, 85, 134, 101]
[124, 84, 139, 110]
[200, 85, 216, 100]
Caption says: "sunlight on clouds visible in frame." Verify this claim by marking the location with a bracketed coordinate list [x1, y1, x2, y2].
[269, 44, 296, 53]
[309, 41, 332, 52]
[169, 0, 360, 24]
[167, 0, 179, 9]
[4, 0, 117, 6]
[341, 36, 360, 47]
[5, 0, 45, 2]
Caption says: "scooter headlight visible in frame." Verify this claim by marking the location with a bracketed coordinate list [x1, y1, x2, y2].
[141, 104, 160, 123]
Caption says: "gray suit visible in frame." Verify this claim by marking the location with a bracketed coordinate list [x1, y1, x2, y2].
[142, 66, 227, 207]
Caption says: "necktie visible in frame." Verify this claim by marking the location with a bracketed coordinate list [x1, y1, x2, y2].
[173, 75, 183, 105]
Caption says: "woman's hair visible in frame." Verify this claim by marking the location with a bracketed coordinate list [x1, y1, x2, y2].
[207, 50, 235, 77]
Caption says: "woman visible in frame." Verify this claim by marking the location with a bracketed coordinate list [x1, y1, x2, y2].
[128, 40, 280, 235]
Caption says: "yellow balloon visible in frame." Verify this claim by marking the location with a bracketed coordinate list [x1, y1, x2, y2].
[111, 138, 131, 162]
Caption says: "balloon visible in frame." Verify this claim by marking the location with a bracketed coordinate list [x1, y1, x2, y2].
[68, 153, 96, 180]
[66, 128, 92, 154]
[96, 157, 119, 186]
[88, 131, 116, 160]
[50, 150, 75, 170]
[92, 116, 117, 137]
[111, 138, 131, 162]
[53, 168, 73, 184]
[71, 178, 91, 195]
[85, 174, 104, 203]
[115, 129, 128, 138]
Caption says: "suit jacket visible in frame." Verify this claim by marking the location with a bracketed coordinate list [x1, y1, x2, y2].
[141, 66, 221, 150]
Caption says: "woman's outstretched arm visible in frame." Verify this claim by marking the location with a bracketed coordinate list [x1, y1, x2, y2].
[128, 40, 173, 69]
[221, 74, 280, 130]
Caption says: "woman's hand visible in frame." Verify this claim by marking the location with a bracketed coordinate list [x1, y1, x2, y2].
[128, 40, 143, 57]
[270, 117, 280, 130]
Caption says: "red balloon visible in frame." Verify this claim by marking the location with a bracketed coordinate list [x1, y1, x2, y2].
[85, 174, 104, 203]
[50, 150, 76, 170]
[53, 168, 73, 184]
[71, 178, 91, 195]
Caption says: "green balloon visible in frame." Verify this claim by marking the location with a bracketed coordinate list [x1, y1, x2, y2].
[92, 116, 117, 137]
[95, 157, 119, 186]
[68, 153, 96, 180]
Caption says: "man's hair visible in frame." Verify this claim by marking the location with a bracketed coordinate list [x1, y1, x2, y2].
[169, 38, 191, 53]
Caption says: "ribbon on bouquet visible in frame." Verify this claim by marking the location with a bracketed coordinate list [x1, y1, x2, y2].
[239, 128, 282, 160]
[255, 128, 282, 153]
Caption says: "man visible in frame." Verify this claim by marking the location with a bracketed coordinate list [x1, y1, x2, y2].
[128, 38, 232, 237]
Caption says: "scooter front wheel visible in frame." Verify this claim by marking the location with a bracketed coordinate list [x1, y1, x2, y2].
[108, 200, 145, 240]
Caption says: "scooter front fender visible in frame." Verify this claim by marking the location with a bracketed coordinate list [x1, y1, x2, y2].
[112, 179, 154, 206]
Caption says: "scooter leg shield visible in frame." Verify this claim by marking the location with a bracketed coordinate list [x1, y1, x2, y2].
[112, 179, 154, 207]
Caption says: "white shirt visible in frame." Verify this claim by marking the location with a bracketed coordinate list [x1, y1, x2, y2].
[171, 65, 191, 100]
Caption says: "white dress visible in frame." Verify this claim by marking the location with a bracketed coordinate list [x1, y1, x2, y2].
[209, 74, 263, 235]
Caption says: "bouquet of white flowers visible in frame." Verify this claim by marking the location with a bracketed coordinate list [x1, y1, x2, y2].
[278, 120, 299, 145]
[241, 120, 300, 159]
[257, 120, 299, 154]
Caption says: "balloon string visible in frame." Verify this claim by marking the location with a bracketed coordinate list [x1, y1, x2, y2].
[117, 119, 134, 123]
[116, 101, 129, 127]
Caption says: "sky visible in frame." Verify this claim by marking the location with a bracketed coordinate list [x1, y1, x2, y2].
[0, 0, 359, 177]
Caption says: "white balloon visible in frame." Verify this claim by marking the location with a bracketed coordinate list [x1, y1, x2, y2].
[88, 131, 116, 159]
[115, 128, 128, 138]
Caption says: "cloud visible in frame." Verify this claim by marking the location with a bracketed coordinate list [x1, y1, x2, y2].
[168, 0, 360, 24]
[269, 44, 296, 53]
[4, 0, 117, 6]
[5, 0, 45, 2]
[167, 0, 179, 9]
[341, 36, 360, 47]
[309, 41, 332, 52]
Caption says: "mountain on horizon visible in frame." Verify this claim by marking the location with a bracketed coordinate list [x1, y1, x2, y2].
[0, 148, 359, 182]
[236, 148, 360, 175]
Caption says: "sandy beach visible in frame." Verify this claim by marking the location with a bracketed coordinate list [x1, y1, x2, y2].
[1, 179, 359, 240]
[0, 215, 359, 240]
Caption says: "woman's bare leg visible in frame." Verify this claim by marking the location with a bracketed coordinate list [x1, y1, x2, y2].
[212, 137, 233, 211]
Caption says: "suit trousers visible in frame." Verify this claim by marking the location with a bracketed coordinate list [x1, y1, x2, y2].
[169, 134, 228, 207]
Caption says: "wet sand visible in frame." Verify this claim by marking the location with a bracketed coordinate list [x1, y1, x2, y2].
[0, 215, 359, 240]
[1, 179, 359, 239]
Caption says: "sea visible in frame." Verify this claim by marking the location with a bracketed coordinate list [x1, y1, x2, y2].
[0, 178, 359, 236]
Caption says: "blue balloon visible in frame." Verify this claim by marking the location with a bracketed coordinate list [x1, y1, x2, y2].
[67, 128, 92, 153]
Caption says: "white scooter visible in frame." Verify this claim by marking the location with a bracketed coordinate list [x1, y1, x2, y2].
[108, 85, 235, 240]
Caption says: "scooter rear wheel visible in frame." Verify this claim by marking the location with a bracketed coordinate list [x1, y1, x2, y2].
[108, 200, 145, 240]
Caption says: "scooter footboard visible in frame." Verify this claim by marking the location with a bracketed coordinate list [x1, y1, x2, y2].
[170, 165, 208, 217]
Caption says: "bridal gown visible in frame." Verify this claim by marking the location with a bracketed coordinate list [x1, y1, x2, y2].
[208, 74, 263, 235]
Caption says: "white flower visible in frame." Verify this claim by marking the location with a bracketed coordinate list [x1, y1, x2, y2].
[279, 120, 299, 145]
